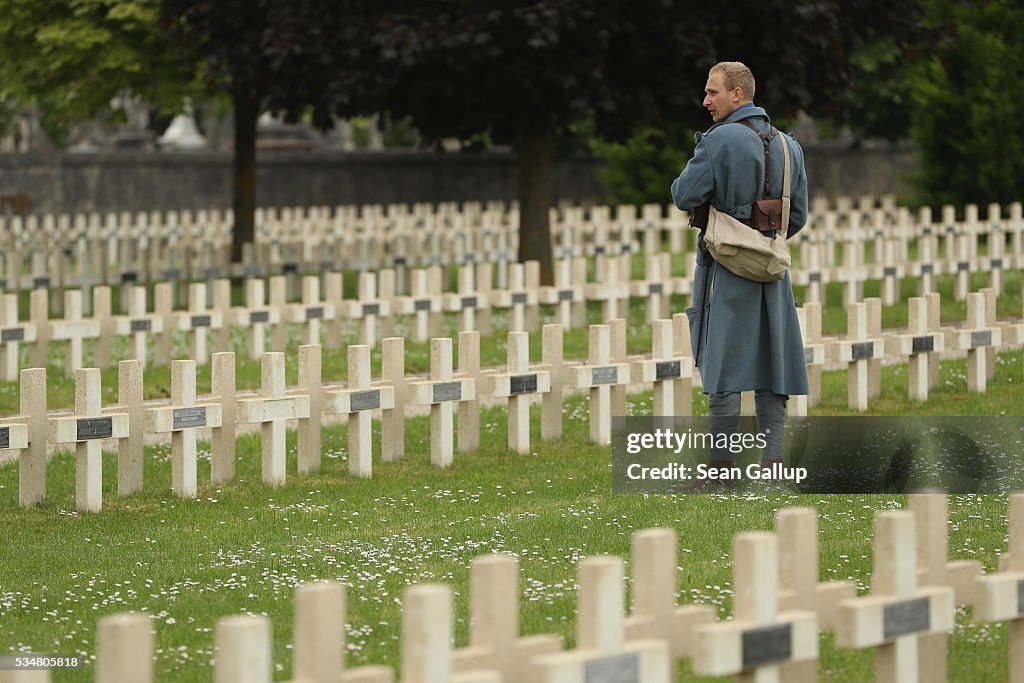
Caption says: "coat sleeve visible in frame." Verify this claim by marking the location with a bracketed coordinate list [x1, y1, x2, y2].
[670, 133, 716, 211]
[785, 132, 809, 238]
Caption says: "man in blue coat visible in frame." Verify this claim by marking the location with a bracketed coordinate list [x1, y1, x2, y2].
[671, 61, 809, 472]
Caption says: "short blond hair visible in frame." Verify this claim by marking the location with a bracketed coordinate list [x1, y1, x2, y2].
[710, 62, 755, 102]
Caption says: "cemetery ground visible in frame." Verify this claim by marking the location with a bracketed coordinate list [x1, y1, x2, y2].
[0, 267, 1022, 681]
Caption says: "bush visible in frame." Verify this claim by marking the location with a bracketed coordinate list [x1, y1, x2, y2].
[592, 125, 695, 207]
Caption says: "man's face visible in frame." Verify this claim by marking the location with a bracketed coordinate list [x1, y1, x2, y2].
[703, 71, 742, 122]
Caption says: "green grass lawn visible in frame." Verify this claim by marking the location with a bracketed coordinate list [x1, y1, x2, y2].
[1, 344, 1022, 681]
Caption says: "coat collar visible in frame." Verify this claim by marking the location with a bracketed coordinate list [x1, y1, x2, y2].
[705, 105, 770, 134]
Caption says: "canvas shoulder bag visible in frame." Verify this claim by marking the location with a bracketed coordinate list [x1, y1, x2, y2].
[703, 123, 792, 282]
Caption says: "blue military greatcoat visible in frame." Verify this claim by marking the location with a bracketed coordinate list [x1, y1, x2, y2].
[671, 105, 809, 396]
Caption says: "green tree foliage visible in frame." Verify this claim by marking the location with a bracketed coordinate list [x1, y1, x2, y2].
[592, 126, 695, 207]
[0, 0, 194, 123]
[910, 0, 1024, 208]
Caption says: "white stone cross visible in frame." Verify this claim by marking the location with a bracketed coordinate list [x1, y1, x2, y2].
[957, 291, 1001, 392]
[288, 275, 335, 346]
[237, 352, 310, 486]
[114, 286, 164, 366]
[324, 344, 395, 478]
[236, 278, 281, 358]
[832, 302, 885, 411]
[974, 493, 1024, 683]
[887, 297, 944, 401]
[344, 272, 390, 347]
[381, 337, 407, 463]
[489, 331, 550, 453]
[0, 292, 36, 382]
[571, 325, 630, 444]
[147, 359, 223, 498]
[47, 290, 101, 377]
[408, 338, 476, 467]
[537, 324, 565, 441]
[48, 368, 130, 512]
[632, 319, 691, 418]
[398, 269, 443, 343]
[178, 282, 224, 365]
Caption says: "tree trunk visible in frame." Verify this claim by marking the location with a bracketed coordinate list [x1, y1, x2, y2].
[231, 90, 259, 265]
[516, 128, 555, 285]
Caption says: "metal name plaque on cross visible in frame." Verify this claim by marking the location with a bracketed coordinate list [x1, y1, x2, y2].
[991, 258, 1003, 268]
[850, 341, 875, 361]
[191, 315, 212, 328]
[432, 382, 462, 403]
[912, 336, 935, 353]
[958, 261, 970, 273]
[511, 292, 528, 305]
[655, 360, 681, 380]
[77, 417, 113, 440]
[594, 245, 606, 255]
[741, 623, 792, 668]
[884, 267, 897, 277]
[921, 264, 933, 275]
[350, 390, 381, 412]
[1, 328, 25, 343]
[509, 374, 538, 395]
[803, 347, 815, 365]
[0, 426, 8, 450]
[592, 366, 618, 385]
[283, 263, 298, 274]
[360, 304, 378, 317]
[648, 283, 663, 295]
[461, 296, 478, 309]
[558, 289, 574, 301]
[121, 272, 138, 283]
[307, 306, 325, 319]
[172, 407, 207, 430]
[33, 277, 50, 288]
[583, 652, 639, 683]
[883, 597, 931, 640]
[809, 272, 822, 283]
[971, 330, 992, 348]
[414, 299, 432, 312]
[250, 311, 270, 324]
[130, 319, 152, 333]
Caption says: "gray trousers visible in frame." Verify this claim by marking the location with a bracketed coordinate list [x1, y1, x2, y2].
[708, 391, 787, 462]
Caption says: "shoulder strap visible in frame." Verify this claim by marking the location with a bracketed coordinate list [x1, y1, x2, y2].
[738, 119, 792, 232]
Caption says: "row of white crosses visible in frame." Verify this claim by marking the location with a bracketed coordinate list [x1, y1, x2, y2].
[7, 496, 1024, 682]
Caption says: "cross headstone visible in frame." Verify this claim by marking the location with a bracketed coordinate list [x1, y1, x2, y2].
[324, 344, 395, 478]
[571, 325, 630, 444]
[534, 555, 670, 683]
[457, 331, 481, 453]
[632, 319, 691, 418]
[114, 286, 163, 366]
[538, 324, 565, 441]
[345, 272, 390, 347]
[324, 271, 344, 351]
[832, 302, 885, 411]
[16, 368, 47, 507]
[630, 253, 672, 323]
[179, 282, 223, 365]
[96, 613, 153, 683]
[408, 338, 476, 467]
[957, 291, 1001, 392]
[974, 493, 1024, 683]
[0, 293, 36, 382]
[539, 259, 585, 330]
[237, 352, 311, 486]
[147, 359, 223, 498]
[836, 510, 955, 683]
[624, 528, 715, 663]
[399, 269, 443, 344]
[113, 359, 145, 497]
[445, 267, 487, 334]
[490, 331, 550, 453]
[237, 278, 281, 358]
[452, 554, 562, 680]
[48, 368, 130, 512]
[292, 345, 323, 475]
[210, 352, 237, 485]
[887, 297, 944, 401]
[92, 286, 114, 368]
[381, 337, 407, 463]
[671, 313, 694, 417]
[492, 263, 534, 332]
[694, 532, 818, 680]
[289, 276, 334, 347]
[48, 290, 101, 377]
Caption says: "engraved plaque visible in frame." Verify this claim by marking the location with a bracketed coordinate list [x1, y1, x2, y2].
[414, 299, 431, 312]
[958, 261, 969, 272]
[283, 263, 298, 274]
[205, 268, 223, 280]
[912, 336, 934, 353]
[250, 311, 270, 324]
[592, 366, 618, 385]
[1018, 579, 1024, 616]
[648, 283, 663, 295]
[655, 360, 681, 380]
[583, 652, 639, 683]
[884, 597, 930, 639]
[77, 417, 113, 440]
[884, 267, 897, 277]
[875, 229, 884, 238]
[0, 427, 8, 449]
[991, 258, 1003, 268]
[432, 381, 462, 403]
[804, 347, 815, 364]
[121, 272, 138, 283]
[190, 314, 212, 328]
[809, 273, 822, 283]
[850, 341, 874, 360]
[511, 292, 528, 305]
[593, 245, 606, 255]
[1, 328, 25, 343]
[461, 296, 478, 309]
[921, 264, 933, 275]
[923, 227, 932, 236]
[350, 390, 381, 411]
[558, 289, 574, 301]
[971, 330, 992, 348]
[129, 319, 151, 333]
[621, 244, 631, 253]
[509, 374, 538, 395]
[33, 277, 50, 288]
[741, 624, 792, 668]
[360, 304, 378, 317]
[306, 306, 325, 319]
[172, 407, 207, 430]
[393, 257, 407, 266]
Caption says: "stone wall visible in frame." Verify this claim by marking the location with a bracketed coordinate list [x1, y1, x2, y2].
[0, 143, 917, 217]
